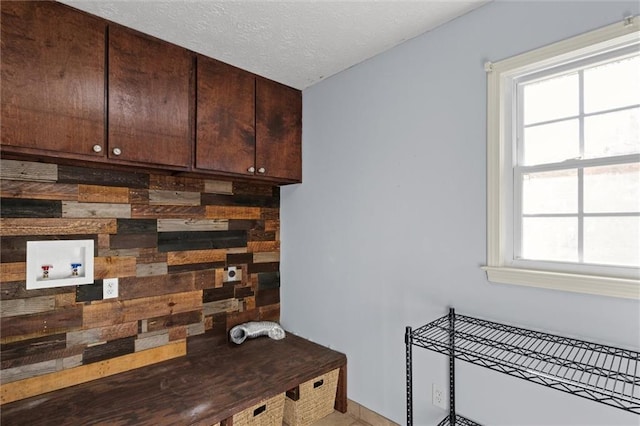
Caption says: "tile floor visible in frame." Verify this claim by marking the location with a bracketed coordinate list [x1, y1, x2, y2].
[312, 410, 372, 426]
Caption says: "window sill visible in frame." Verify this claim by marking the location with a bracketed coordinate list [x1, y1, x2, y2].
[482, 266, 640, 300]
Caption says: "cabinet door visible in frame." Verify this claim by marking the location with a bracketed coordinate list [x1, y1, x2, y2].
[109, 26, 191, 168]
[256, 79, 302, 182]
[1, 1, 105, 157]
[196, 56, 255, 175]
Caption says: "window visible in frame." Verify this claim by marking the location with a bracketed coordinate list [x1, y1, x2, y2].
[484, 17, 640, 299]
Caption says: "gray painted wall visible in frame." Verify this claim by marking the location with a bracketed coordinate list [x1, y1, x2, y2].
[281, 1, 640, 424]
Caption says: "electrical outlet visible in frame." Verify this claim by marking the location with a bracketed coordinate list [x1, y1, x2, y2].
[432, 383, 446, 409]
[103, 278, 118, 299]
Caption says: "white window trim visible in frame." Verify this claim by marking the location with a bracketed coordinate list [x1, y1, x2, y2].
[483, 16, 640, 300]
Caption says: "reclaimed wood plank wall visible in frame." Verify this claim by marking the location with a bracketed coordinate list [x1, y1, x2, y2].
[0, 159, 281, 400]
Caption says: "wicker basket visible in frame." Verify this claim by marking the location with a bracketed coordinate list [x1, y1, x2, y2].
[283, 369, 339, 426]
[232, 393, 285, 426]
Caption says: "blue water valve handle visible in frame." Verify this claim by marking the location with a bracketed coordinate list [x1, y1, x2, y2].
[71, 263, 82, 268]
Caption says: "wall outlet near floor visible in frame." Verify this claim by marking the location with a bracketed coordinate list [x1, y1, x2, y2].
[103, 278, 118, 299]
[432, 383, 446, 409]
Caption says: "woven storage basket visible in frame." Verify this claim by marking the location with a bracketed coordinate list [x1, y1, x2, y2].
[283, 368, 339, 426]
[232, 393, 285, 426]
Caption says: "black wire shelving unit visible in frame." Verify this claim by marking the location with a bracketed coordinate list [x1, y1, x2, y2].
[405, 308, 640, 425]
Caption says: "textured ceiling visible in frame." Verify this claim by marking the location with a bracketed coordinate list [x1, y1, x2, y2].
[60, 1, 490, 90]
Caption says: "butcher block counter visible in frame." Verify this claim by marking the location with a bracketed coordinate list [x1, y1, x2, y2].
[1, 332, 347, 425]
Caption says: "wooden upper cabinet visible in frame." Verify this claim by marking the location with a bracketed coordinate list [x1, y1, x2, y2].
[196, 56, 255, 175]
[256, 79, 302, 182]
[108, 26, 192, 168]
[1, 1, 105, 157]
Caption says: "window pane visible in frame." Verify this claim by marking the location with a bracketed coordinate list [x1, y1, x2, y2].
[584, 216, 640, 267]
[584, 163, 640, 213]
[523, 119, 579, 165]
[584, 107, 640, 158]
[584, 55, 640, 114]
[522, 169, 577, 214]
[523, 73, 578, 125]
[521, 217, 578, 262]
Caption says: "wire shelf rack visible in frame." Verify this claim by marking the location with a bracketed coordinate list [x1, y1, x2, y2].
[406, 308, 640, 425]
[436, 414, 481, 426]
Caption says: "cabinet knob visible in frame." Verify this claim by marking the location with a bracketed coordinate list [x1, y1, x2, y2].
[257, 167, 266, 174]
[112, 147, 122, 156]
[247, 166, 256, 173]
[92, 144, 103, 153]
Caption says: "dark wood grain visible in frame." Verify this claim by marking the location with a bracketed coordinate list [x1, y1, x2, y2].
[1, 306, 83, 341]
[0, 1, 105, 157]
[109, 25, 191, 168]
[147, 310, 202, 332]
[1, 333, 347, 425]
[109, 233, 157, 249]
[58, 165, 149, 189]
[117, 219, 157, 234]
[255, 78, 302, 182]
[256, 288, 280, 307]
[0, 199, 62, 218]
[158, 231, 247, 252]
[257, 272, 280, 290]
[226, 253, 254, 265]
[196, 56, 255, 175]
[82, 336, 135, 365]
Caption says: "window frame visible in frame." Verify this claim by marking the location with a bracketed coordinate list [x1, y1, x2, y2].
[483, 16, 640, 299]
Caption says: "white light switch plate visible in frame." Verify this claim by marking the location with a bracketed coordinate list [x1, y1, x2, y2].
[103, 278, 118, 299]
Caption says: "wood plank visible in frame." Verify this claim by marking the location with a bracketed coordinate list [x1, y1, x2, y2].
[193, 269, 217, 290]
[205, 206, 262, 220]
[78, 185, 130, 204]
[232, 182, 277, 197]
[167, 249, 227, 266]
[248, 230, 276, 241]
[109, 233, 157, 249]
[0, 262, 25, 283]
[118, 272, 197, 300]
[136, 262, 168, 277]
[0, 218, 117, 236]
[131, 205, 206, 219]
[158, 230, 247, 252]
[0, 306, 83, 343]
[61, 201, 131, 218]
[0, 160, 58, 182]
[147, 310, 202, 332]
[0, 198, 62, 218]
[94, 256, 137, 279]
[136, 248, 167, 264]
[157, 218, 228, 232]
[248, 262, 279, 274]
[149, 175, 204, 192]
[0, 296, 56, 317]
[82, 291, 202, 329]
[1, 280, 75, 301]
[247, 241, 279, 253]
[204, 180, 233, 195]
[260, 208, 279, 220]
[134, 330, 169, 352]
[253, 252, 280, 263]
[0, 340, 187, 404]
[82, 336, 136, 364]
[226, 253, 254, 265]
[66, 322, 138, 347]
[228, 219, 262, 231]
[149, 190, 201, 206]
[202, 299, 240, 316]
[257, 272, 280, 290]
[57, 166, 149, 189]
[264, 220, 279, 232]
[256, 288, 279, 307]
[117, 219, 157, 234]
[128, 188, 150, 204]
[0, 180, 78, 201]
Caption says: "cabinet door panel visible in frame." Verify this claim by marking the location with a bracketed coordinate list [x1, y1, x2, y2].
[196, 56, 255, 174]
[1, 1, 105, 157]
[256, 79, 302, 182]
[109, 26, 191, 168]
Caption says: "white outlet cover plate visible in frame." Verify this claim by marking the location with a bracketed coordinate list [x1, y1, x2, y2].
[103, 278, 119, 299]
[26, 240, 94, 290]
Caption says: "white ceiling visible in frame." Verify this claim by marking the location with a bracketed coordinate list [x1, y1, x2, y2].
[60, 0, 490, 90]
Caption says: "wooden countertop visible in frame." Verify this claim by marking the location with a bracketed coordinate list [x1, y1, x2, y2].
[1, 332, 347, 425]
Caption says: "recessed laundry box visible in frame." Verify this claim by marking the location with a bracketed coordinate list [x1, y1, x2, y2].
[284, 368, 339, 426]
